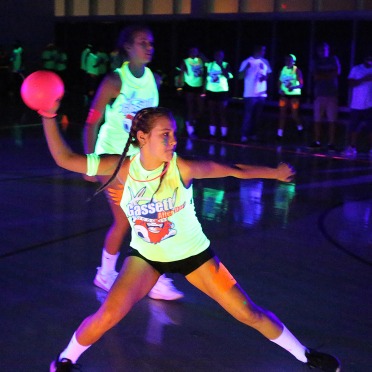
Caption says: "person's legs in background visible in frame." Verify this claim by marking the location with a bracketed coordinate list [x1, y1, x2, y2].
[184, 91, 196, 137]
[290, 97, 303, 139]
[277, 97, 288, 141]
[241, 97, 254, 142]
[309, 96, 324, 149]
[218, 98, 229, 140]
[208, 98, 218, 138]
[250, 97, 265, 141]
[325, 96, 338, 151]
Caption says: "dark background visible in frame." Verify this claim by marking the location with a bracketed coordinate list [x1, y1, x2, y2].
[2, 1, 372, 106]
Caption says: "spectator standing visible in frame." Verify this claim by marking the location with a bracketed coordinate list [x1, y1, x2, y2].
[342, 54, 372, 157]
[80, 43, 92, 74]
[85, 46, 100, 104]
[205, 50, 233, 140]
[9, 40, 24, 112]
[41, 43, 58, 71]
[10, 40, 23, 75]
[239, 45, 272, 143]
[309, 42, 341, 151]
[80, 43, 92, 103]
[277, 54, 304, 142]
[96, 46, 109, 80]
[179, 47, 206, 137]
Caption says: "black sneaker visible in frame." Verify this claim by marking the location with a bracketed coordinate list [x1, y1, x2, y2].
[305, 348, 341, 371]
[50, 356, 81, 372]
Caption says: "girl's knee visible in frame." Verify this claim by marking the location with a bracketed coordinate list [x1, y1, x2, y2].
[95, 306, 124, 331]
[237, 302, 266, 327]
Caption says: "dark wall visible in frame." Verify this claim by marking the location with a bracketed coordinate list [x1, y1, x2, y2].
[0, 0, 55, 71]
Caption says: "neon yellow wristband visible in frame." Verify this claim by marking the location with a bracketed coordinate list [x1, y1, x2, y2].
[86, 153, 100, 176]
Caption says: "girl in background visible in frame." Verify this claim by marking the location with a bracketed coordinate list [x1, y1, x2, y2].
[83, 24, 183, 300]
[277, 54, 304, 142]
[179, 47, 207, 137]
[205, 50, 233, 141]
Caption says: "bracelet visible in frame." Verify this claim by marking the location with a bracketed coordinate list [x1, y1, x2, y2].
[86, 108, 102, 125]
[86, 153, 101, 176]
[40, 113, 58, 119]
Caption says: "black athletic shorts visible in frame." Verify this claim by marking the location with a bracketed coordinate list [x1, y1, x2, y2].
[182, 83, 203, 94]
[206, 91, 229, 102]
[127, 247, 215, 276]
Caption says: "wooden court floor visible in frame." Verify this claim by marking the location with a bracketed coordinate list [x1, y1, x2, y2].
[1, 122, 371, 371]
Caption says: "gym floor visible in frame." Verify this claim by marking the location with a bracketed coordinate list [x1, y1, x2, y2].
[1, 113, 371, 371]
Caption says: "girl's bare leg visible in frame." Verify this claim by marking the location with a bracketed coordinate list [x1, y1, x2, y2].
[77, 256, 160, 345]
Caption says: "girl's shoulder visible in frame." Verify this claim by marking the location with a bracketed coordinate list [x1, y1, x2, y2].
[175, 155, 194, 187]
[98, 71, 122, 97]
[175, 154, 194, 173]
[103, 70, 122, 86]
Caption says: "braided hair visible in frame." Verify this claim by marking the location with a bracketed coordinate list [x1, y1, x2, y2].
[94, 107, 175, 196]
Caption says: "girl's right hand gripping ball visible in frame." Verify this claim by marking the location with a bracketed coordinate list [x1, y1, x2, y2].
[21, 70, 64, 117]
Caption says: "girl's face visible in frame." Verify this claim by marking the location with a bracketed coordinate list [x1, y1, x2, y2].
[285, 56, 294, 67]
[125, 31, 154, 64]
[141, 116, 177, 166]
[189, 48, 199, 59]
[317, 44, 329, 58]
[214, 51, 224, 63]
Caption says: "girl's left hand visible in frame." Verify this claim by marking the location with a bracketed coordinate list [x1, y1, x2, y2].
[38, 99, 61, 118]
[277, 162, 295, 182]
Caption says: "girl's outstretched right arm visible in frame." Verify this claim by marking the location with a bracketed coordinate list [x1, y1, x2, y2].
[42, 116, 119, 176]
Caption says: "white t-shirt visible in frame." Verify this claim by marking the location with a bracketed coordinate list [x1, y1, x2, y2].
[348, 64, 372, 109]
[239, 57, 271, 97]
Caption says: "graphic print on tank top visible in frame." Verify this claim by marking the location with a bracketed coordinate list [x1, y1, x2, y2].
[191, 64, 203, 78]
[126, 186, 186, 244]
[119, 92, 154, 133]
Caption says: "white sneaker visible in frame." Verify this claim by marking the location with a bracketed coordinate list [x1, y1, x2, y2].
[93, 267, 118, 292]
[148, 274, 184, 301]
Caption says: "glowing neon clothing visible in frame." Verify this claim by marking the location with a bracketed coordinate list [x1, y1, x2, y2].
[80, 47, 91, 71]
[97, 51, 109, 76]
[55, 51, 67, 72]
[348, 63, 372, 109]
[279, 66, 301, 96]
[121, 153, 210, 262]
[86, 53, 99, 76]
[239, 57, 270, 97]
[95, 61, 159, 155]
[183, 57, 204, 87]
[205, 61, 232, 92]
[41, 49, 58, 70]
[11, 47, 23, 73]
